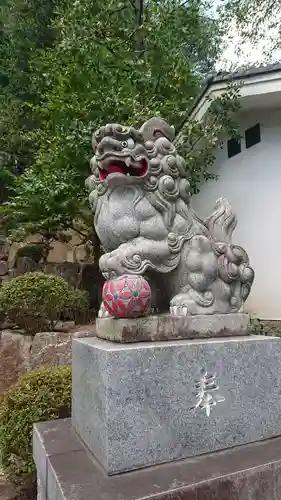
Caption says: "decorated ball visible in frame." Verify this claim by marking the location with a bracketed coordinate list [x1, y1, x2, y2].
[102, 275, 151, 318]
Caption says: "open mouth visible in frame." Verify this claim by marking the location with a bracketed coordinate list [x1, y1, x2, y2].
[99, 158, 148, 181]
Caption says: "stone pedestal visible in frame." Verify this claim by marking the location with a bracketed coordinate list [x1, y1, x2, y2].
[33, 314, 281, 499]
[72, 335, 281, 475]
[96, 312, 250, 342]
[33, 418, 281, 500]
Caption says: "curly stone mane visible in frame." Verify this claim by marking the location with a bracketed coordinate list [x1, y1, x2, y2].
[87, 118, 208, 249]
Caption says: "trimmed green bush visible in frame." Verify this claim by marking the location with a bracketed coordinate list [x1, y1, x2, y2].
[0, 271, 89, 334]
[0, 366, 72, 486]
[15, 243, 50, 264]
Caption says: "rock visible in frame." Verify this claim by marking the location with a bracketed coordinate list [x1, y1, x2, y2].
[0, 275, 10, 286]
[0, 325, 96, 396]
[0, 261, 8, 277]
[0, 331, 32, 394]
[44, 262, 81, 288]
[77, 262, 104, 310]
[30, 332, 74, 369]
[30, 326, 96, 370]
[8, 242, 22, 268]
[46, 241, 73, 264]
[73, 244, 87, 262]
[0, 238, 9, 262]
[15, 257, 38, 276]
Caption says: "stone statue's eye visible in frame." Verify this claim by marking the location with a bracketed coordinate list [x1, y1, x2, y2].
[126, 138, 135, 148]
[121, 138, 134, 149]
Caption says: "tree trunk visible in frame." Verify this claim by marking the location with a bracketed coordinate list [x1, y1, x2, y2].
[134, 0, 144, 55]
[77, 227, 104, 314]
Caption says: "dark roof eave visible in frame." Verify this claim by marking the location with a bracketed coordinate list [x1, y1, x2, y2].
[189, 62, 281, 117]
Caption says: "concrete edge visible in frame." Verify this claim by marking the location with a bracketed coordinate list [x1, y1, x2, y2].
[34, 419, 281, 500]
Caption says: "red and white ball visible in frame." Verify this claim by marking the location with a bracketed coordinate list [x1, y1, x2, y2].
[102, 275, 151, 318]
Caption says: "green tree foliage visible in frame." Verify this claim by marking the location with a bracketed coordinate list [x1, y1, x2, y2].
[221, 0, 281, 59]
[1, 0, 239, 244]
[0, 0, 64, 178]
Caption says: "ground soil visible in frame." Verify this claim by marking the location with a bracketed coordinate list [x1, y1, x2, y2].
[0, 475, 17, 500]
[0, 471, 35, 500]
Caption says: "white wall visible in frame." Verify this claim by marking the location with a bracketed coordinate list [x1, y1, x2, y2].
[192, 108, 281, 319]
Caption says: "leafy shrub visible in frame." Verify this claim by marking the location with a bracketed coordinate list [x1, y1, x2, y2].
[0, 272, 89, 334]
[250, 316, 268, 335]
[15, 243, 50, 264]
[69, 287, 91, 324]
[250, 316, 281, 337]
[0, 366, 72, 487]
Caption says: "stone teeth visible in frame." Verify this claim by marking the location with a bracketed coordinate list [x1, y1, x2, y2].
[125, 157, 131, 167]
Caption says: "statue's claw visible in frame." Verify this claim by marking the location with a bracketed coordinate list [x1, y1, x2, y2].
[170, 305, 189, 316]
[170, 290, 215, 316]
[98, 302, 111, 318]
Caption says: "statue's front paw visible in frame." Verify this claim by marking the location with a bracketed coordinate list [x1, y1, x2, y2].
[98, 301, 112, 318]
[170, 293, 194, 316]
[99, 251, 122, 279]
[99, 247, 145, 278]
[170, 290, 214, 316]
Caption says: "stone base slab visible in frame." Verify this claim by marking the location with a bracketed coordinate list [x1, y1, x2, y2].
[72, 335, 281, 474]
[96, 312, 250, 343]
[34, 418, 281, 500]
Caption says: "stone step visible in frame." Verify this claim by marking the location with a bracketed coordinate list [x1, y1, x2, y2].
[34, 418, 281, 500]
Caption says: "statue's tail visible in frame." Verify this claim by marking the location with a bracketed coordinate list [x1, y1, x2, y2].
[205, 197, 237, 244]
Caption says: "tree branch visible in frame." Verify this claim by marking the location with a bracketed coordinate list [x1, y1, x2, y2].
[135, 0, 144, 27]
[108, 4, 128, 16]
[69, 225, 89, 240]
[91, 37, 133, 72]
[130, 0, 137, 14]
[134, 0, 145, 54]
[153, 73, 161, 95]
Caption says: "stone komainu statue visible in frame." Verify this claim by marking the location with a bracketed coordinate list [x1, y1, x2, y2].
[87, 117, 254, 316]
